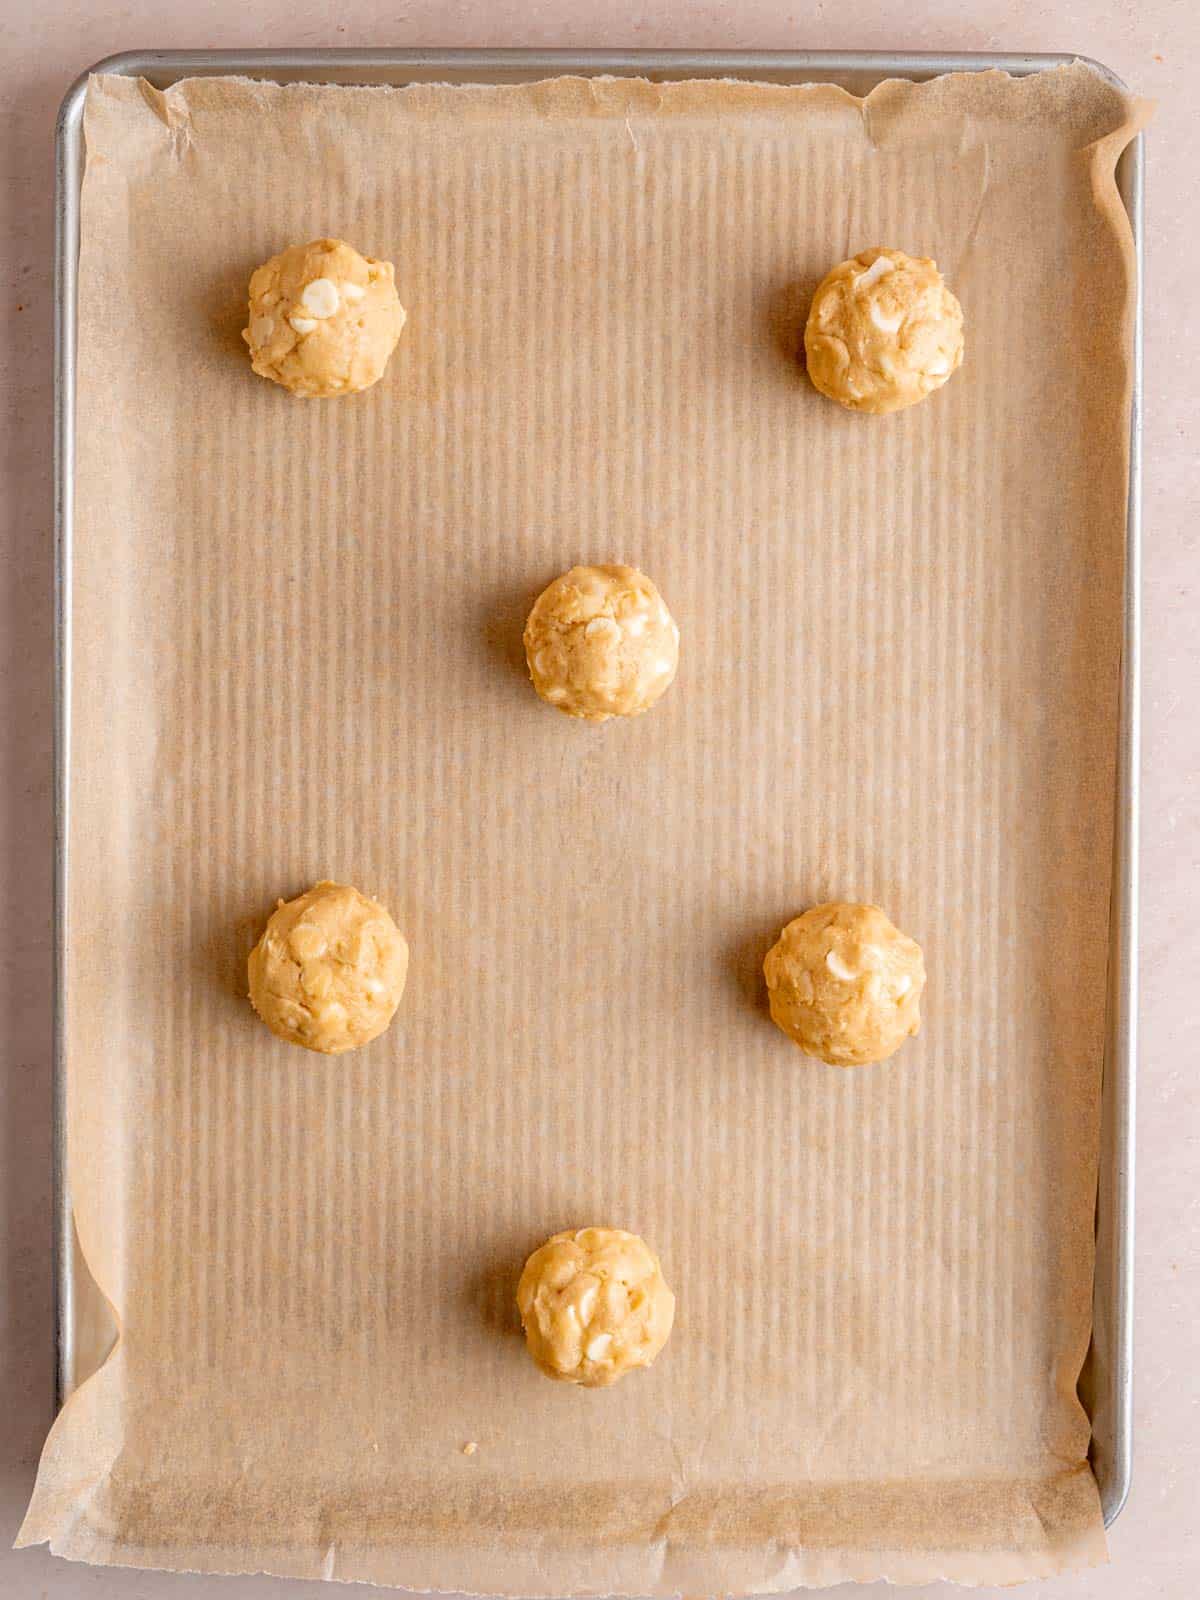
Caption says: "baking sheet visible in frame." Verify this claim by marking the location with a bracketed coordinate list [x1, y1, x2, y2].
[20, 62, 1144, 1590]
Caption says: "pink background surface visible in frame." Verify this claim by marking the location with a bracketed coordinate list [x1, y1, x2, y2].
[1, 4, 1195, 1597]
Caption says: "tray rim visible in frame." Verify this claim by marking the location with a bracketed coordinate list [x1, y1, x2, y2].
[52, 45, 1141, 1536]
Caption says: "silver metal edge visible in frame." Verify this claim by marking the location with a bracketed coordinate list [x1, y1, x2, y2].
[75, 46, 1091, 82]
[53, 66, 90, 1414]
[1099, 123, 1141, 1529]
[52, 44, 1140, 1529]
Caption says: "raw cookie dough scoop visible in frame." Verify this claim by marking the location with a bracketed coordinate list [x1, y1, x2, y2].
[523, 564, 680, 721]
[247, 880, 408, 1054]
[243, 237, 406, 397]
[764, 901, 926, 1066]
[804, 248, 964, 414]
[517, 1227, 675, 1387]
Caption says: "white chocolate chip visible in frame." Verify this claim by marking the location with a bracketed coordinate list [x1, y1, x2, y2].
[343, 282, 366, 303]
[545, 687, 568, 703]
[301, 963, 332, 1000]
[576, 1284, 598, 1322]
[585, 617, 621, 642]
[289, 316, 318, 335]
[602, 1280, 627, 1319]
[625, 612, 648, 636]
[652, 657, 675, 676]
[928, 356, 951, 376]
[300, 277, 341, 318]
[279, 1002, 309, 1033]
[825, 949, 857, 981]
[869, 302, 904, 334]
[857, 254, 895, 289]
[585, 1333, 613, 1362]
[290, 925, 328, 960]
[894, 974, 913, 998]
[249, 315, 275, 345]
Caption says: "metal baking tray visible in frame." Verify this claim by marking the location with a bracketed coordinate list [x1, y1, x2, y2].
[53, 48, 1141, 1530]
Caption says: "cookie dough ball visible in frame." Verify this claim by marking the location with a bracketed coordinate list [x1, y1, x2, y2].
[242, 238, 406, 398]
[523, 565, 679, 721]
[517, 1227, 675, 1388]
[247, 880, 408, 1054]
[803, 248, 963, 414]
[763, 902, 925, 1066]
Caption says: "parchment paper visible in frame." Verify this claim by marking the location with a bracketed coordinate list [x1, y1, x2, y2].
[20, 64, 1145, 1590]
